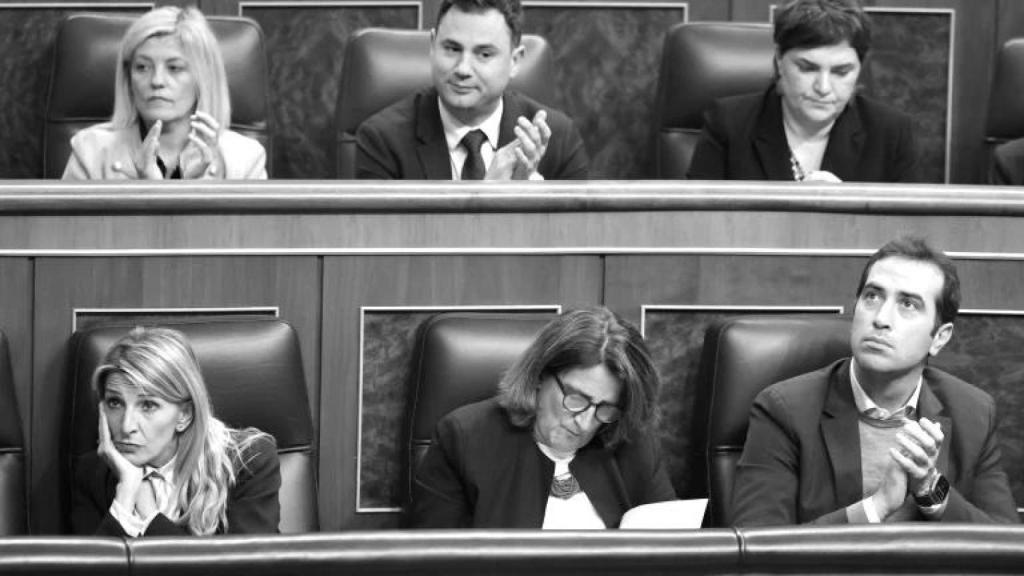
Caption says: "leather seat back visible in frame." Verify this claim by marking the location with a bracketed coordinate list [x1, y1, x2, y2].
[653, 22, 773, 178]
[334, 28, 555, 178]
[45, 13, 272, 178]
[699, 315, 850, 526]
[67, 318, 317, 532]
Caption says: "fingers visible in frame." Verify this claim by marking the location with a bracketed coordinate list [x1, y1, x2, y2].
[189, 111, 219, 144]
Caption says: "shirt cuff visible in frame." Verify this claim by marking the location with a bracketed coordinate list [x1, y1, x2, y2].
[109, 499, 158, 537]
[528, 171, 544, 181]
[846, 496, 882, 524]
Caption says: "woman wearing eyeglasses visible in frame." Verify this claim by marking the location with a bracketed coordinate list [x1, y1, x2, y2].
[411, 306, 677, 528]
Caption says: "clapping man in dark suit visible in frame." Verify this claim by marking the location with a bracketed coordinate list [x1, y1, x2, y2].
[732, 237, 1018, 526]
[356, 0, 589, 180]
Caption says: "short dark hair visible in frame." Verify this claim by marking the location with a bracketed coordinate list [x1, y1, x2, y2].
[774, 0, 872, 62]
[497, 306, 660, 448]
[856, 236, 961, 328]
[436, 0, 523, 46]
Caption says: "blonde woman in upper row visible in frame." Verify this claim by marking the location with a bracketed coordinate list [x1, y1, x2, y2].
[62, 6, 267, 180]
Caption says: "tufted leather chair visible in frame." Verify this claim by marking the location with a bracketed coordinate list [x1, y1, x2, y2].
[0, 330, 27, 535]
[698, 315, 850, 527]
[986, 38, 1024, 184]
[333, 28, 555, 178]
[652, 22, 774, 178]
[66, 318, 317, 533]
[405, 312, 553, 511]
[44, 13, 272, 178]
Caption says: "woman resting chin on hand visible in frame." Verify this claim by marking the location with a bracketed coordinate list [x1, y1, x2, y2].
[61, 6, 267, 181]
[71, 327, 280, 536]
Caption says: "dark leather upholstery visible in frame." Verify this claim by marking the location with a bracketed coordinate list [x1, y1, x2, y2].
[652, 22, 773, 178]
[9, 527, 1024, 575]
[67, 318, 317, 532]
[127, 531, 741, 576]
[699, 315, 850, 527]
[741, 524, 1024, 572]
[333, 28, 555, 178]
[0, 537, 129, 576]
[44, 13, 272, 178]
[406, 312, 552, 504]
[986, 38, 1024, 179]
[0, 330, 27, 535]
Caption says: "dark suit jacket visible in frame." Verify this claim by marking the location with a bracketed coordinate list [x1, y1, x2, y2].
[71, 432, 281, 536]
[989, 137, 1024, 185]
[687, 89, 920, 182]
[732, 358, 1018, 526]
[356, 88, 589, 180]
[412, 398, 677, 528]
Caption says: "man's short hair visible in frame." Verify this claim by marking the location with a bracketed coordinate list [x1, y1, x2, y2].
[774, 0, 872, 62]
[436, 0, 523, 46]
[855, 236, 961, 328]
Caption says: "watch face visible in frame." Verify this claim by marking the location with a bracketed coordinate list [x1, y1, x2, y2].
[915, 474, 949, 507]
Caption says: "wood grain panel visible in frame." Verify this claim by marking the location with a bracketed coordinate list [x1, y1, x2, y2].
[0, 259, 33, 467]
[30, 256, 320, 533]
[319, 255, 601, 530]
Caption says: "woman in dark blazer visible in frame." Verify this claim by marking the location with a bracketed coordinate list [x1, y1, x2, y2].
[71, 327, 280, 536]
[688, 0, 919, 183]
[412, 307, 677, 529]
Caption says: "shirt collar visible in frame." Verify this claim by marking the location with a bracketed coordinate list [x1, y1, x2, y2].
[849, 358, 922, 419]
[438, 97, 504, 155]
[143, 456, 177, 485]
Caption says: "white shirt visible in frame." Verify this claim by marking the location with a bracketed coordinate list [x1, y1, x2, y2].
[109, 458, 179, 536]
[536, 442, 605, 530]
[438, 99, 503, 180]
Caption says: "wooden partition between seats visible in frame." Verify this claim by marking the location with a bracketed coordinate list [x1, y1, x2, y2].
[4, 180, 1024, 533]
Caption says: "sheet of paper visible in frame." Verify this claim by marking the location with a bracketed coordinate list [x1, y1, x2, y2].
[619, 498, 708, 529]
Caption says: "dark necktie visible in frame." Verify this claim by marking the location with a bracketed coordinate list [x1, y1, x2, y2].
[460, 129, 487, 180]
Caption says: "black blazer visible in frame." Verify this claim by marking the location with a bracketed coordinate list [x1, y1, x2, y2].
[412, 398, 677, 528]
[71, 432, 281, 536]
[732, 359, 1019, 526]
[687, 89, 919, 182]
[356, 88, 590, 180]
[990, 137, 1024, 185]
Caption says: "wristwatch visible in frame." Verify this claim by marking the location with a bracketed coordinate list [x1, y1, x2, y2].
[913, 473, 950, 507]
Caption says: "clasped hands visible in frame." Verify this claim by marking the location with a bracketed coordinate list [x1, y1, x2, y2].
[96, 407, 159, 518]
[874, 417, 944, 517]
[113, 111, 225, 180]
[485, 109, 551, 180]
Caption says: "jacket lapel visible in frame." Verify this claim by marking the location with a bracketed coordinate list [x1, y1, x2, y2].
[821, 359, 864, 507]
[572, 444, 628, 528]
[415, 89, 456, 179]
[753, 91, 797, 181]
[916, 371, 952, 478]
[821, 96, 865, 180]
[497, 92, 520, 148]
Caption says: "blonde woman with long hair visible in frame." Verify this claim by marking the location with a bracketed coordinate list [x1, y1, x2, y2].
[62, 6, 266, 180]
[71, 327, 280, 536]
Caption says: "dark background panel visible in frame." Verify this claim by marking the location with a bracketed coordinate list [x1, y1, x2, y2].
[0, 3, 151, 179]
[524, 3, 687, 178]
[242, 4, 420, 178]
[933, 314, 1024, 509]
[320, 255, 602, 530]
[29, 256, 321, 533]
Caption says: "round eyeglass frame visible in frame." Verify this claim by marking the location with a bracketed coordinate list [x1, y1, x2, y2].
[552, 372, 622, 424]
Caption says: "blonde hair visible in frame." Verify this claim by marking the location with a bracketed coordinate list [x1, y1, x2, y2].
[111, 6, 231, 130]
[92, 327, 266, 535]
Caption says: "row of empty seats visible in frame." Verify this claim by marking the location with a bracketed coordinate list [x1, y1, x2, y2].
[44, 14, 1024, 179]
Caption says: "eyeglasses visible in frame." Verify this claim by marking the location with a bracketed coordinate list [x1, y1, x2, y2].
[552, 373, 622, 424]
